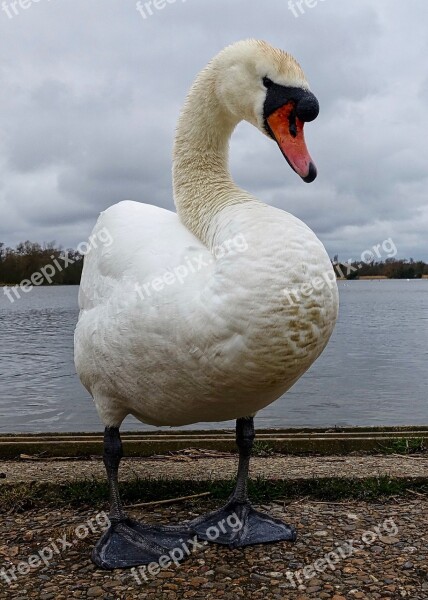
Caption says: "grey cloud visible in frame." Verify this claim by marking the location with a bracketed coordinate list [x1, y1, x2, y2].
[0, 0, 427, 259]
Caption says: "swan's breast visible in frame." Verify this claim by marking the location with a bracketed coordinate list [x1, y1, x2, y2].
[203, 201, 339, 387]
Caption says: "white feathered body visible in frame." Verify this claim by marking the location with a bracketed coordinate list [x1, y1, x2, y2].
[75, 198, 338, 427]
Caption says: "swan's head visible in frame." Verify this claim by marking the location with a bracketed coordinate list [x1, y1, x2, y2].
[214, 39, 319, 183]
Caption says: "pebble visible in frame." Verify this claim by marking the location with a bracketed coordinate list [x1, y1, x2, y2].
[188, 577, 208, 586]
[379, 536, 400, 545]
[86, 587, 104, 597]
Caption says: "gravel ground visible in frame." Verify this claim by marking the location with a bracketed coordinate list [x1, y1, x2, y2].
[1, 454, 427, 598]
[1, 453, 428, 484]
[0, 498, 427, 599]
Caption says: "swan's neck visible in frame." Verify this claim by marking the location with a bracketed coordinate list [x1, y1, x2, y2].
[173, 68, 251, 245]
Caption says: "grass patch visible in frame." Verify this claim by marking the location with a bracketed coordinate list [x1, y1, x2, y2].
[252, 441, 276, 457]
[1, 476, 427, 514]
[378, 437, 427, 454]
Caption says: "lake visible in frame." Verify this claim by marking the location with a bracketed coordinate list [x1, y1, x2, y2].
[0, 281, 427, 433]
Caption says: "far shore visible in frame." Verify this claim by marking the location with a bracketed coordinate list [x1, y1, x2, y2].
[1, 275, 428, 287]
[336, 275, 428, 281]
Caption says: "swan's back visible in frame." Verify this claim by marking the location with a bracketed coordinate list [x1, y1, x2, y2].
[78, 200, 208, 313]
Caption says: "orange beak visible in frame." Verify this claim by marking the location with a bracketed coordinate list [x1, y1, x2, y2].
[267, 103, 317, 183]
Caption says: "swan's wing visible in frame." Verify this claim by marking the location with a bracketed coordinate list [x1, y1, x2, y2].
[78, 200, 211, 312]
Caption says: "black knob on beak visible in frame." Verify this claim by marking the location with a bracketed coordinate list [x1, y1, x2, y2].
[296, 93, 319, 123]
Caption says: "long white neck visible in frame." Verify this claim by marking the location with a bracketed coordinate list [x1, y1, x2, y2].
[173, 65, 254, 245]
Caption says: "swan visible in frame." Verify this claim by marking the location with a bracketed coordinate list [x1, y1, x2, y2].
[74, 39, 338, 570]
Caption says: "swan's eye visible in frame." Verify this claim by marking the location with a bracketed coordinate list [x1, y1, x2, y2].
[263, 77, 274, 88]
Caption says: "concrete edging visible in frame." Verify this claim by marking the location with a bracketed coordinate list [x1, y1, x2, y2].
[0, 427, 427, 458]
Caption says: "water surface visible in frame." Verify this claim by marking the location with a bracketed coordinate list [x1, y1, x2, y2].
[0, 281, 427, 433]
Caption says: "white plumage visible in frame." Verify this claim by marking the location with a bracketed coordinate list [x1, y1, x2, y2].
[74, 39, 338, 430]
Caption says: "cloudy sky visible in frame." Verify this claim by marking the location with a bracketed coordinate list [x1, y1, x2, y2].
[0, 0, 427, 260]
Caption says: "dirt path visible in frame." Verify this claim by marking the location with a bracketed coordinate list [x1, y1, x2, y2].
[1, 453, 428, 485]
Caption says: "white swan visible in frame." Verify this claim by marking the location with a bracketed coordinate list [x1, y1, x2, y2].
[75, 39, 338, 570]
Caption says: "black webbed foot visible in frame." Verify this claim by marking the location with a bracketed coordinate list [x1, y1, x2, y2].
[191, 499, 297, 548]
[92, 517, 195, 570]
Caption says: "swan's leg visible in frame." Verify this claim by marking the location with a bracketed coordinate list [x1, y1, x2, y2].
[104, 425, 125, 521]
[92, 426, 195, 570]
[191, 417, 297, 547]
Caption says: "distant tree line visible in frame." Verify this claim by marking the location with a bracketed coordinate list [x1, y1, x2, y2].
[0, 241, 83, 285]
[332, 256, 428, 280]
[0, 241, 427, 286]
